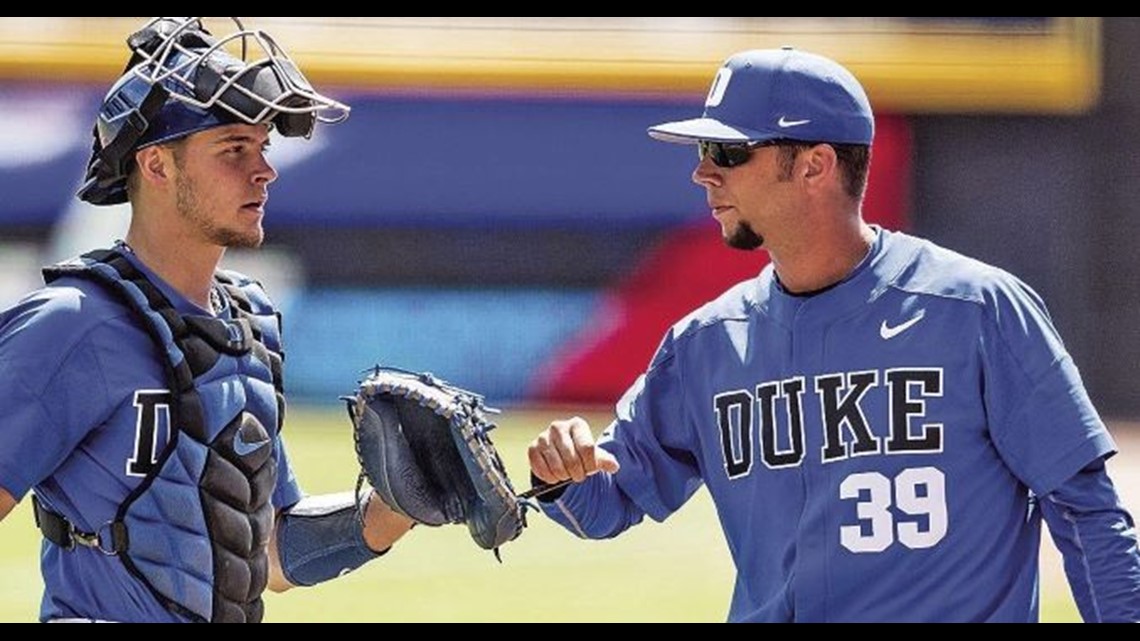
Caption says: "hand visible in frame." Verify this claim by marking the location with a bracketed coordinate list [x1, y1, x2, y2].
[527, 416, 620, 487]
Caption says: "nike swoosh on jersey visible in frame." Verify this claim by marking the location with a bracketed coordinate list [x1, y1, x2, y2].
[234, 432, 271, 456]
[778, 116, 811, 127]
[879, 309, 926, 340]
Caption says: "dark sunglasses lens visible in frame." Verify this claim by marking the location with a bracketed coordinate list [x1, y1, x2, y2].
[698, 141, 751, 167]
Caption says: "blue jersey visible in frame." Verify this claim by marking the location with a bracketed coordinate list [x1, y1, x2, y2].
[541, 226, 1122, 622]
[0, 247, 303, 622]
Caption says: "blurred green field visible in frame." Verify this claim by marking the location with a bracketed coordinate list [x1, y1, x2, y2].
[0, 405, 1087, 622]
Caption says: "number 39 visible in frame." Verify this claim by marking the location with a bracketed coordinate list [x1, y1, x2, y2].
[839, 466, 947, 553]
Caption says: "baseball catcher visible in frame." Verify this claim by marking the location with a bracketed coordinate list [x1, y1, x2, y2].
[345, 366, 528, 559]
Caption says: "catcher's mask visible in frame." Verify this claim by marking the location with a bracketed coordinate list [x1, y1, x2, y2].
[78, 16, 350, 206]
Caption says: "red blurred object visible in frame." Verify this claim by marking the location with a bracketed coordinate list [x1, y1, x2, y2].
[532, 114, 912, 404]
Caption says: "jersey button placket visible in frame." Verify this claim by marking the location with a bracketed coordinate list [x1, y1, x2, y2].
[791, 300, 829, 621]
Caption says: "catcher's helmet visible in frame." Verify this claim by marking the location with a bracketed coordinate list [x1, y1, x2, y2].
[78, 17, 350, 206]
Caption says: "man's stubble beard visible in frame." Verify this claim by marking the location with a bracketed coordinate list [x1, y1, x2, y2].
[175, 171, 264, 250]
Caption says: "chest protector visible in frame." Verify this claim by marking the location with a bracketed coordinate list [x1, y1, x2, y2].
[43, 248, 286, 623]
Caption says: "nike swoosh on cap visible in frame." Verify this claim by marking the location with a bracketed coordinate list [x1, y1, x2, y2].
[778, 116, 811, 127]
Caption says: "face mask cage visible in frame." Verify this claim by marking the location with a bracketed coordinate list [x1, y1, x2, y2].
[126, 16, 350, 137]
[78, 16, 351, 206]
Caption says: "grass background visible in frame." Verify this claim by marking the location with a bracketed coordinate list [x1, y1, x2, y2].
[2, 405, 1134, 622]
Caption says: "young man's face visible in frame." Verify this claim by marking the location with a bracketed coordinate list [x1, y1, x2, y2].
[167, 122, 278, 249]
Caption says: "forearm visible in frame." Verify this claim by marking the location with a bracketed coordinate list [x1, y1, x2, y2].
[537, 471, 645, 540]
[268, 490, 414, 592]
[1042, 459, 1140, 622]
[360, 490, 416, 551]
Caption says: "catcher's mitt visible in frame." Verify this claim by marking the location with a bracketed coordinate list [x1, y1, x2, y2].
[344, 366, 527, 558]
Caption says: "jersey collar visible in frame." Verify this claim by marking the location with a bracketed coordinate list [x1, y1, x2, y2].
[759, 225, 918, 327]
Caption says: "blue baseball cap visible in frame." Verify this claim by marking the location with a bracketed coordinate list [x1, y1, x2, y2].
[648, 47, 874, 146]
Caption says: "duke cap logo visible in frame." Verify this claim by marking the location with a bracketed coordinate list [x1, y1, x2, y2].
[648, 47, 874, 146]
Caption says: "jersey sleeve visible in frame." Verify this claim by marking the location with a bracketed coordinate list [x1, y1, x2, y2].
[271, 431, 304, 510]
[980, 273, 1116, 495]
[541, 328, 705, 538]
[0, 288, 118, 499]
[1040, 459, 1140, 622]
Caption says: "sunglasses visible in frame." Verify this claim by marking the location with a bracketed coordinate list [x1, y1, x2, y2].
[697, 139, 784, 168]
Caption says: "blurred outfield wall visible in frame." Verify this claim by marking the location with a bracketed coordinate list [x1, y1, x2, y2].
[4, 18, 1136, 417]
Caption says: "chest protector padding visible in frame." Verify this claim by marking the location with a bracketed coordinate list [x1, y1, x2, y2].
[43, 249, 287, 623]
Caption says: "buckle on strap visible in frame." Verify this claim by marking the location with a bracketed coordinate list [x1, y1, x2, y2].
[31, 494, 127, 556]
